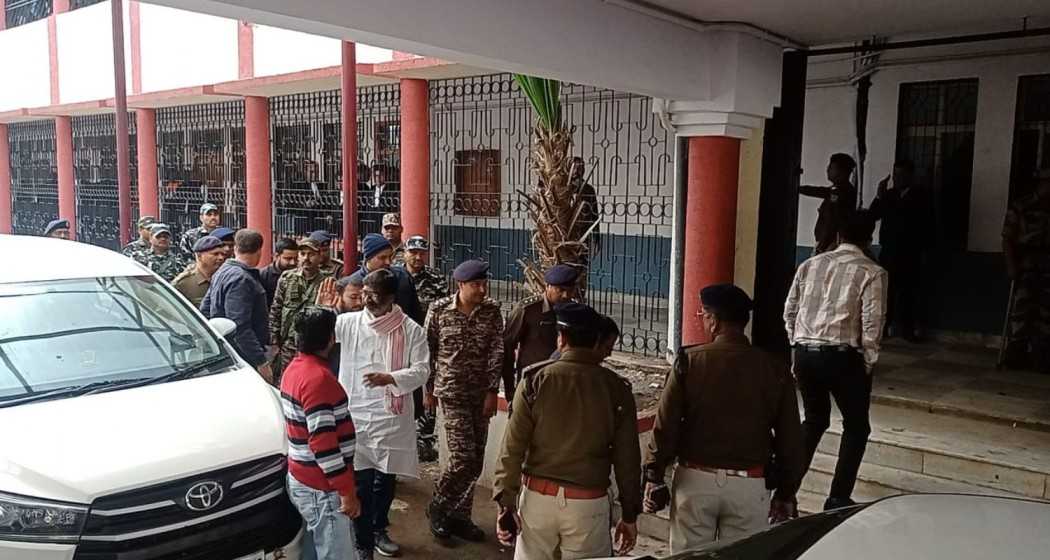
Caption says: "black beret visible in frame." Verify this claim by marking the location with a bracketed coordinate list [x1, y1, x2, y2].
[192, 235, 224, 253]
[44, 219, 70, 236]
[211, 227, 236, 240]
[452, 259, 489, 282]
[700, 284, 754, 319]
[553, 302, 602, 331]
[544, 264, 580, 287]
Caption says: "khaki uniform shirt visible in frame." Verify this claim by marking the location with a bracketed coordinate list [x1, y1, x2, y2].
[424, 295, 504, 403]
[501, 295, 557, 400]
[493, 348, 642, 522]
[644, 334, 805, 500]
[172, 266, 211, 308]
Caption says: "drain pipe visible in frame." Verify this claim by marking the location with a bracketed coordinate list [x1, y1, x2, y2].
[666, 134, 688, 364]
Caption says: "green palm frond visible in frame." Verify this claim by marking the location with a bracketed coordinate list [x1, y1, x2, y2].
[514, 74, 562, 130]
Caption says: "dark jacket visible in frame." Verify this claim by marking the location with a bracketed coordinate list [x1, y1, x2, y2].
[349, 265, 423, 326]
[201, 259, 270, 367]
[801, 182, 858, 253]
[502, 294, 558, 403]
[259, 262, 284, 309]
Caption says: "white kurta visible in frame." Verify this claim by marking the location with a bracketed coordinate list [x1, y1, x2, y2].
[335, 309, 430, 477]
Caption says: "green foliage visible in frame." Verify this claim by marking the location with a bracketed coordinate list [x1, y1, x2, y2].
[514, 74, 562, 130]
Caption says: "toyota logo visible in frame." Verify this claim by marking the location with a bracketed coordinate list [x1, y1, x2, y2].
[184, 481, 224, 512]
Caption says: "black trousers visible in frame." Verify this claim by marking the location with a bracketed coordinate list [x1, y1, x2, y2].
[795, 348, 872, 501]
[881, 248, 923, 336]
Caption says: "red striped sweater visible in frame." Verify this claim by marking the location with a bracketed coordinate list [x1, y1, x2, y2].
[279, 353, 357, 496]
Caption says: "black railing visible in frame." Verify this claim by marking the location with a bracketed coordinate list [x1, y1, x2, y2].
[8, 120, 59, 236]
[5, 0, 50, 29]
[157, 101, 246, 240]
[72, 113, 138, 250]
[429, 74, 673, 355]
[70, 0, 105, 10]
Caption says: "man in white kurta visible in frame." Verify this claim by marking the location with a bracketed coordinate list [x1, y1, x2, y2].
[323, 269, 430, 560]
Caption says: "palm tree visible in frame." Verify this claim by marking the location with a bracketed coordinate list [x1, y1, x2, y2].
[514, 75, 593, 296]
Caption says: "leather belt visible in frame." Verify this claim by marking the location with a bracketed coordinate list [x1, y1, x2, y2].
[796, 344, 856, 353]
[681, 462, 765, 479]
[523, 475, 607, 499]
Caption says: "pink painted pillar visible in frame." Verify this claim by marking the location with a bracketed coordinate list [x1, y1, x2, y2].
[55, 116, 76, 239]
[341, 41, 359, 274]
[111, 0, 132, 246]
[682, 136, 741, 346]
[245, 96, 272, 264]
[237, 21, 254, 79]
[135, 108, 159, 218]
[0, 124, 11, 234]
[399, 78, 429, 240]
[129, 1, 142, 94]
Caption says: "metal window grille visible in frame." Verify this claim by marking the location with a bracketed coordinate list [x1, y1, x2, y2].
[894, 79, 979, 250]
[8, 120, 58, 236]
[429, 74, 673, 355]
[72, 113, 138, 251]
[1009, 74, 1050, 201]
[269, 84, 401, 244]
[4, 0, 50, 29]
[156, 101, 246, 241]
[70, 0, 105, 10]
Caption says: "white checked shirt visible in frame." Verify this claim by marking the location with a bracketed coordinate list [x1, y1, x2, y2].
[784, 244, 888, 371]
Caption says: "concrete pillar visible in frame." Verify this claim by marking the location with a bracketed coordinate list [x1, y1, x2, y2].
[681, 136, 741, 346]
[0, 124, 11, 234]
[245, 96, 272, 263]
[399, 78, 429, 240]
[341, 41, 359, 275]
[135, 108, 159, 219]
[55, 115, 76, 239]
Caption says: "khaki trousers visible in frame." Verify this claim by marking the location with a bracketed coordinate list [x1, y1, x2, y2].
[669, 466, 770, 552]
[514, 487, 611, 560]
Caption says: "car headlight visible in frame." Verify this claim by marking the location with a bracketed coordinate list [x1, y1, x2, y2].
[0, 492, 88, 543]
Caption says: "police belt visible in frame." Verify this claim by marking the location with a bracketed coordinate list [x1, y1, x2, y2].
[523, 475, 607, 499]
[680, 462, 765, 479]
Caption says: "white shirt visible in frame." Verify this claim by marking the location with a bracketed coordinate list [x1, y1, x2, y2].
[784, 243, 888, 371]
[335, 309, 430, 477]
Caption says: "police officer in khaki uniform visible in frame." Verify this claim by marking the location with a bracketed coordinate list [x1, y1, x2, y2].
[493, 302, 641, 560]
[643, 284, 805, 551]
[172, 236, 227, 307]
[501, 264, 579, 404]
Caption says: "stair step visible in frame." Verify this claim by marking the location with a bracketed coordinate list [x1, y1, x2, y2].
[815, 402, 1050, 499]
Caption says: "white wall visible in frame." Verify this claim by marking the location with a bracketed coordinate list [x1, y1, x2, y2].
[799, 43, 1050, 252]
[0, 19, 51, 111]
[56, 1, 132, 104]
[139, 3, 237, 92]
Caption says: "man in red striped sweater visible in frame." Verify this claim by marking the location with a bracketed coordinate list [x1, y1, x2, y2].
[280, 306, 361, 560]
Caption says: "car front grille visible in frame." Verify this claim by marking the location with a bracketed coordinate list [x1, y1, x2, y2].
[73, 455, 301, 560]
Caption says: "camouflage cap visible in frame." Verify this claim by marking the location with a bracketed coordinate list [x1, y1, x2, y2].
[150, 223, 172, 237]
[405, 235, 429, 251]
[137, 215, 156, 228]
[382, 213, 402, 227]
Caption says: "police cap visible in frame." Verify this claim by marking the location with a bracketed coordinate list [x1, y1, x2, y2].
[308, 230, 333, 245]
[405, 235, 429, 252]
[452, 259, 489, 282]
[137, 215, 156, 228]
[212, 227, 236, 241]
[199, 203, 219, 214]
[544, 264, 580, 287]
[43, 219, 70, 236]
[192, 235, 224, 253]
[699, 283, 753, 323]
[150, 223, 171, 237]
[553, 302, 602, 331]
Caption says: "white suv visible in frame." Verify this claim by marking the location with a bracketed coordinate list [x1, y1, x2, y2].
[0, 235, 303, 559]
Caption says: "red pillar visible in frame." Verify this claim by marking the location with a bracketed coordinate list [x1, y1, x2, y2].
[245, 96, 272, 264]
[0, 124, 11, 234]
[341, 41, 359, 275]
[111, 0, 132, 246]
[55, 115, 76, 239]
[135, 108, 159, 218]
[682, 136, 741, 346]
[399, 78, 429, 240]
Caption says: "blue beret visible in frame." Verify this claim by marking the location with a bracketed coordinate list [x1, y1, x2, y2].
[544, 264, 580, 287]
[44, 219, 70, 236]
[452, 259, 489, 282]
[193, 235, 224, 253]
[700, 284, 753, 320]
[211, 227, 236, 240]
[308, 230, 333, 244]
[553, 302, 601, 330]
[362, 233, 392, 260]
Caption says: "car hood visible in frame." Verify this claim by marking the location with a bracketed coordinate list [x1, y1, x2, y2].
[0, 368, 286, 503]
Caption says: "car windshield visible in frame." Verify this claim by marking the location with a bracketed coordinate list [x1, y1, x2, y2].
[0, 275, 232, 406]
[659, 504, 866, 560]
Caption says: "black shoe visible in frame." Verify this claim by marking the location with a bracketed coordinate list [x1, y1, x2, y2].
[418, 441, 438, 463]
[356, 548, 374, 560]
[823, 497, 857, 511]
[448, 515, 485, 542]
[374, 530, 401, 557]
[427, 503, 452, 539]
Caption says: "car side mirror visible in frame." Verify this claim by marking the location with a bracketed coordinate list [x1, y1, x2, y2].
[208, 317, 237, 338]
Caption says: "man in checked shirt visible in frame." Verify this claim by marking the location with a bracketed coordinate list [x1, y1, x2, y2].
[784, 210, 888, 512]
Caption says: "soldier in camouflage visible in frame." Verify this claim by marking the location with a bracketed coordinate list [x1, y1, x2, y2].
[1003, 171, 1050, 373]
[145, 224, 184, 282]
[424, 259, 504, 543]
[308, 230, 345, 279]
[382, 213, 407, 266]
[269, 238, 332, 383]
[178, 203, 222, 262]
[122, 215, 156, 264]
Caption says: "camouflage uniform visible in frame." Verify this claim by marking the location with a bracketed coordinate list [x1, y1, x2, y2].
[407, 265, 449, 316]
[320, 258, 345, 279]
[425, 295, 504, 520]
[1003, 192, 1050, 371]
[121, 238, 151, 264]
[147, 251, 185, 282]
[392, 245, 406, 267]
[269, 268, 331, 382]
[178, 226, 213, 262]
